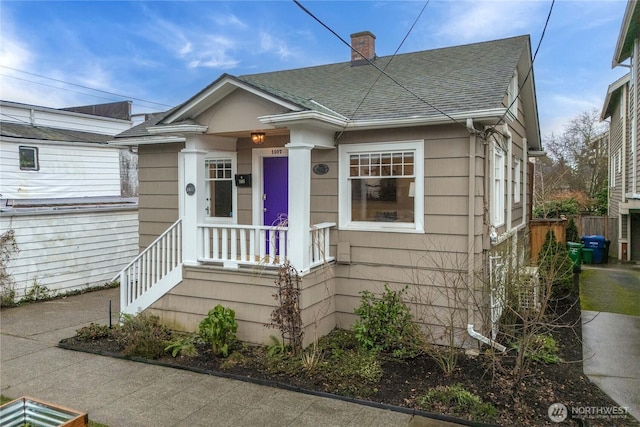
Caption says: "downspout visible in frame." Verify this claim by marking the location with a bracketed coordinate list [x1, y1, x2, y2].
[622, 83, 627, 204]
[465, 118, 507, 352]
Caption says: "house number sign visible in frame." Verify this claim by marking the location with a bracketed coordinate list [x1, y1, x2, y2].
[313, 164, 329, 175]
[186, 183, 196, 196]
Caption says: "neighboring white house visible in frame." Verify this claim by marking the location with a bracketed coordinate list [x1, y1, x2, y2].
[0, 100, 140, 300]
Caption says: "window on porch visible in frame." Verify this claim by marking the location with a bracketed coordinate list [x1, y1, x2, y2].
[205, 155, 236, 220]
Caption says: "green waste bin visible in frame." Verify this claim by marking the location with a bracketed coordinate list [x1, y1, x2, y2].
[567, 242, 583, 269]
[582, 248, 594, 264]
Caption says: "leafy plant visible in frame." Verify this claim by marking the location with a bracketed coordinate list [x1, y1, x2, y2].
[199, 305, 238, 357]
[512, 334, 561, 364]
[76, 323, 110, 341]
[352, 284, 422, 358]
[114, 312, 171, 359]
[164, 333, 198, 358]
[20, 280, 53, 303]
[419, 384, 497, 423]
[300, 341, 322, 371]
[266, 335, 288, 358]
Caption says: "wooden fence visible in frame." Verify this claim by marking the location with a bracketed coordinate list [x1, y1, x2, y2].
[529, 216, 618, 262]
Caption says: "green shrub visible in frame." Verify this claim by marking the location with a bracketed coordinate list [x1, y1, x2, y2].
[352, 284, 422, 358]
[419, 384, 497, 423]
[164, 333, 199, 358]
[76, 323, 110, 341]
[199, 305, 238, 357]
[538, 230, 573, 296]
[566, 219, 580, 243]
[514, 334, 561, 364]
[114, 313, 171, 359]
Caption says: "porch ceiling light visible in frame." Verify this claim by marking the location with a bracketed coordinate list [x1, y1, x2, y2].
[251, 132, 265, 144]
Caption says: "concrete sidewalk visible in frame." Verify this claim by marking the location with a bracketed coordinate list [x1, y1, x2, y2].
[0, 288, 460, 427]
[581, 264, 640, 422]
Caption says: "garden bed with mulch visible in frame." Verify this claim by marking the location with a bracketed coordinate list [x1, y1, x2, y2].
[59, 295, 638, 427]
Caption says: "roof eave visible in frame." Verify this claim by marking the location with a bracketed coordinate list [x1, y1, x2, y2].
[109, 135, 186, 146]
[612, 0, 639, 66]
[601, 73, 631, 120]
[260, 108, 510, 132]
[164, 75, 303, 124]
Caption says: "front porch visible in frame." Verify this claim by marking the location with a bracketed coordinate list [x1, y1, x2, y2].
[118, 218, 335, 316]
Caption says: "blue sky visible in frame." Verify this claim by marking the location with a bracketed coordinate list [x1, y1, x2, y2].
[0, 0, 630, 138]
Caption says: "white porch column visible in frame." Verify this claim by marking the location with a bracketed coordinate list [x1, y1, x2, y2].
[181, 146, 206, 265]
[285, 142, 313, 273]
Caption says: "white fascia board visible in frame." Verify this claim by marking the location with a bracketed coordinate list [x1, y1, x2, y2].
[601, 73, 631, 120]
[164, 77, 302, 124]
[259, 110, 347, 130]
[612, 0, 637, 66]
[108, 136, 186, 146]
[1, 136, 115, 149]
[260, 108, 508, 132]
[147, 124, 208, 134]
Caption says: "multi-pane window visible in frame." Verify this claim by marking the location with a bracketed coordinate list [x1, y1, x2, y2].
[205, 158, 233, 218]
[349, 151, 415, 223]
[493, 146, 505, 226]
[339, 141, 423, 232]
[19, 146, 39, 171]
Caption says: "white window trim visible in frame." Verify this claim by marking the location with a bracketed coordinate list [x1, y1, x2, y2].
[507, 70, 519, 120]
[514, 158, 521, 204]
[492, 143, 505, 227]
[204, 151, 237, 224]
[19, 146, 39, 171]
[338, 140, 424, 233]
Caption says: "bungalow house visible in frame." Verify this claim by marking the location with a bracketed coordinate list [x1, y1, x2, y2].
[0, 100, 139, 300]
[112, 33, 541, 348]
[602, 0, 640, 261]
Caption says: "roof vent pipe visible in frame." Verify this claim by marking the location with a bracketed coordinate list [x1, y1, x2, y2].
[350, 31, 376, 65]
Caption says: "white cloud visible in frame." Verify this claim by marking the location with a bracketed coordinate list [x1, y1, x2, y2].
[259, 31, 293, 59]
[434, 1, 544, 43]
[213, 13, 247, 29]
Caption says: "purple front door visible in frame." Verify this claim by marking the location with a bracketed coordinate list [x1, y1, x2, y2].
[263, 156, 288, 256]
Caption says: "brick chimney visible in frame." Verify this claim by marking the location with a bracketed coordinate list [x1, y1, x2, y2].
[350, 31, 376, 65]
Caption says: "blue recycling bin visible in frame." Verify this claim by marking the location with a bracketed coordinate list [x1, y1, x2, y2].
[581, 235, 606, 264]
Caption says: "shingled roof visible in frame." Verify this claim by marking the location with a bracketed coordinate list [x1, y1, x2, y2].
[236, 35, 530, 122]
[0, 122, 112, 144]
[116, 35, 533, 140]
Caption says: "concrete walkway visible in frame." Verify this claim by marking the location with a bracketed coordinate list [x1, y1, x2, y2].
[0, 288, 460, 427]
[581, 264, 640, 422]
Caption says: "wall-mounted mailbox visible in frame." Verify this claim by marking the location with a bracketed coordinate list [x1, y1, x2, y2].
[235, 174, 252, 187]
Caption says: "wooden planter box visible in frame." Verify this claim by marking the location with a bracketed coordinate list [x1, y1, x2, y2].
[0, 396, 88, 427]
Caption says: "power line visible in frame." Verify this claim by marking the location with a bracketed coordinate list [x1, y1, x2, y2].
[0, 65, 172, 108]
[489, 0, 555, 142]
[335, 1, 430, 142]
[292, 0, 468, 130]
[1, 73, 126, 105]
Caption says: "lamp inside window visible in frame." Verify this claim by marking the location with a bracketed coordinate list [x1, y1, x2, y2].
[251, 132, 265, 144]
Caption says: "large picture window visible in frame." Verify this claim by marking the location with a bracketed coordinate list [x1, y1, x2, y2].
[339, 141, 423, 232]
[205, 156, 235, 220]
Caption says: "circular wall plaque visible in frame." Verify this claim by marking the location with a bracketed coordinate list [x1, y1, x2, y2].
[186, 183, 196, 196]
[313, 163, 329, 175]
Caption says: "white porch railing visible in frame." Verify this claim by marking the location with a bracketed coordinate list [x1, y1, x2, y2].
[198, 222, 335, 269]
[117, 218, 183, 315]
